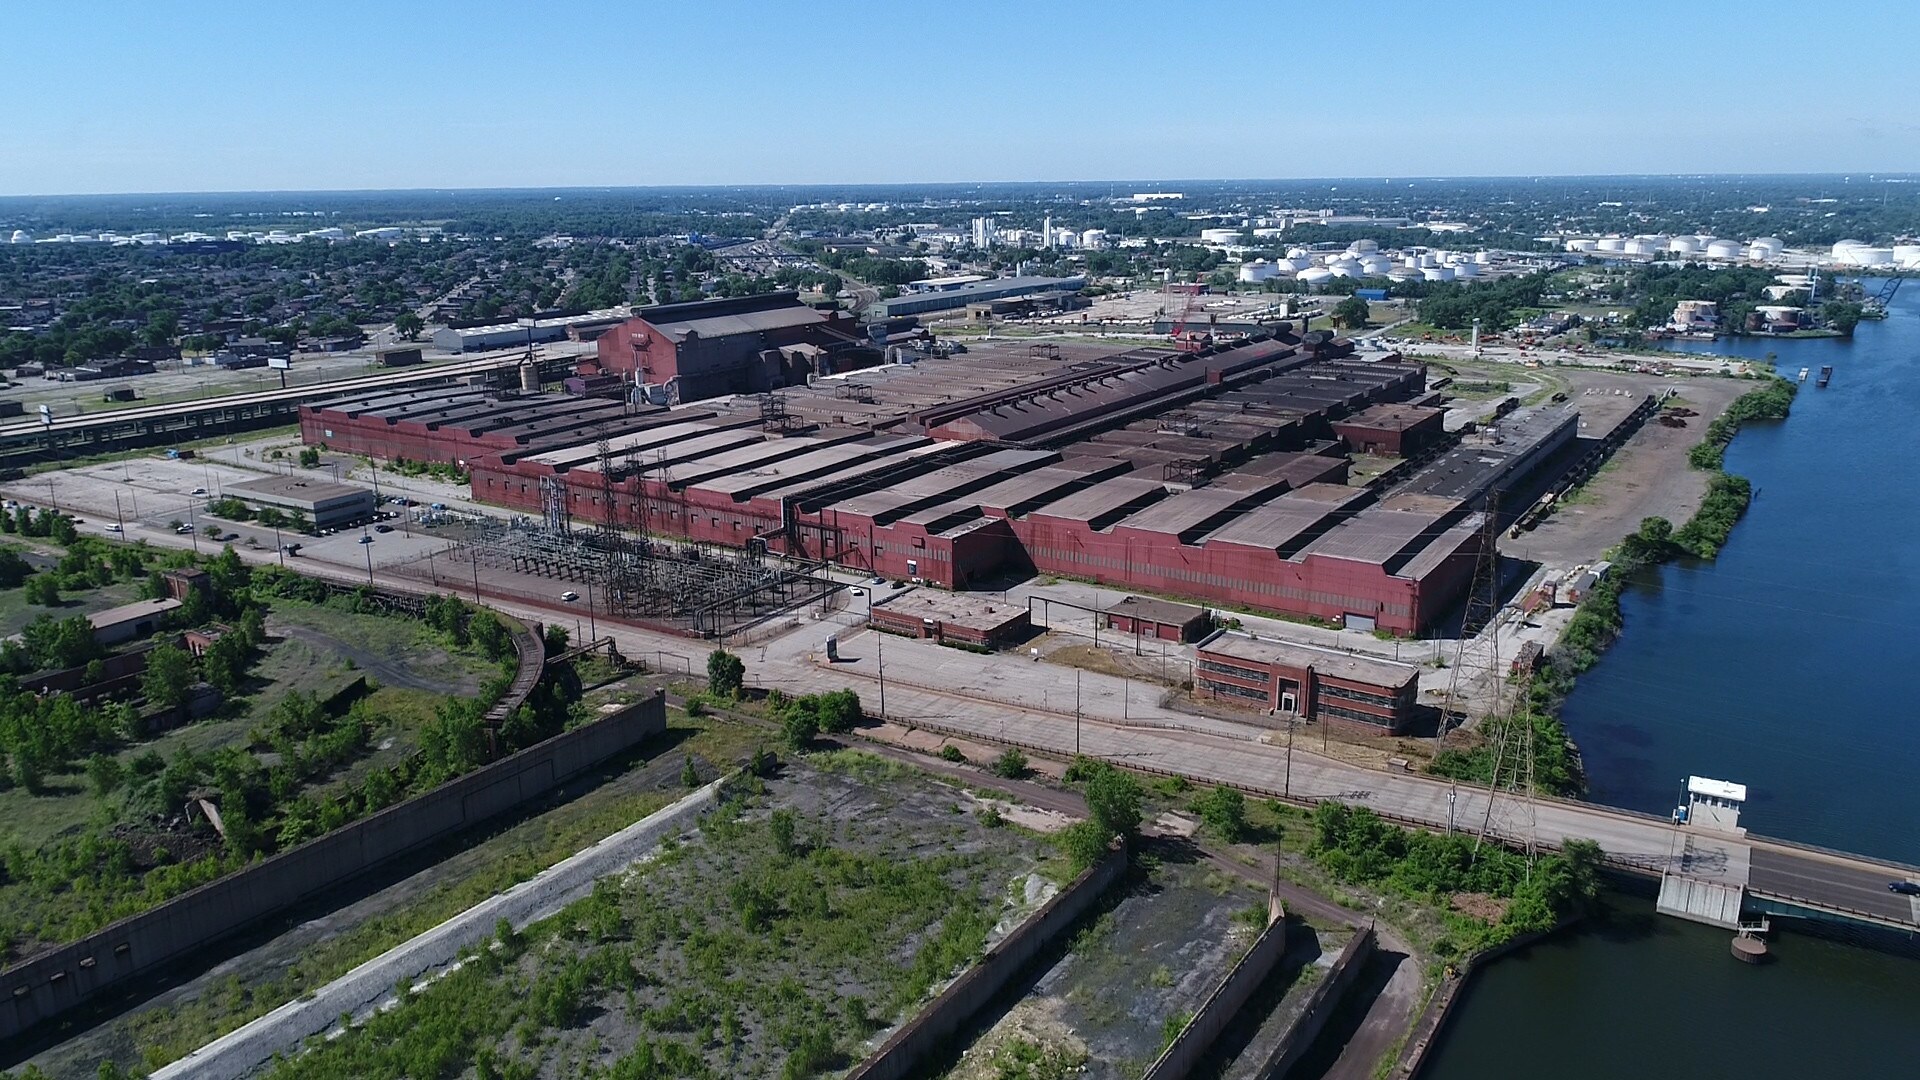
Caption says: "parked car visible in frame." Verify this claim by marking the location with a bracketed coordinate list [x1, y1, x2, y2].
[560, 590, 579, 602]
[373, 524, 394, 533]
[175, 523, 194, 534]
[104, 523, 122, 533]
[190, 487, 208, 496]
[1890, 881, 1920, 896]
[357, 534, 373, 545]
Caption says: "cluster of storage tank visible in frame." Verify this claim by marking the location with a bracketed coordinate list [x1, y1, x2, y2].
[1831, 240, 1920, 268]
[1237, 240, 1494, 288]
[1565, 235, 1788, 262]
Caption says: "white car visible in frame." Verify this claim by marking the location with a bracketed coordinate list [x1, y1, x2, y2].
[560, 590, 579, 602]
[105, 523, 122, 532]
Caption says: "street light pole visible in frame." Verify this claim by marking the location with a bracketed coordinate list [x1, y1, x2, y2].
[1284, 714, 1295, 799]
[362, 532, 375, 584]
[1075, 669, 1082, 756]
[586, 581, 598, 641]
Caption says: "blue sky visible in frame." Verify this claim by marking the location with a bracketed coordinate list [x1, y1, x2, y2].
[5, 0, 1916, 194]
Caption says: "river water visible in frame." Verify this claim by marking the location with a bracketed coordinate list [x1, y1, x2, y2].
[1423, 281, 1920, 1078]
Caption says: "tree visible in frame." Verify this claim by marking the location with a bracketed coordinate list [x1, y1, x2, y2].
[0, 549, 31, 588]
[781, 707, 819, 750]
[141, 642, 196, 711]
[706, 649, 745, 699]
[1823, 300, 1863, 337]
[394, 312, 425, 340]
[23, 574, 60, 607]
[680, 754, 700, 788]
[1332, 296, 1372, 330]
[1080, 761, 1143, 841]
[1193, 784, 1248, 843]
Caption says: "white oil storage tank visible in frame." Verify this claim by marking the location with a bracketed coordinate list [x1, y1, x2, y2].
[1597, 237, 1627, 253]
[1893, 244, 1920, 268]
[1668, 236, 1702, 254]
[1453, 261, 1481, 278]
[1421, 266, 1455, 282]
[1747, 236, 1784, 260]
[1705, 239, 1744, 259]
[1566, 238, 1598, 253]
[1296, 267, 1335, 287]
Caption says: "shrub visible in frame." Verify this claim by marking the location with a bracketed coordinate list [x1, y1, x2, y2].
[1193, 784, 1248, 843]
[938, 744, 966, 764]
[989, 748, 1029, 779]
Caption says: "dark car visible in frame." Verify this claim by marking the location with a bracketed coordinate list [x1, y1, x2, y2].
[1890, 881, 1920, 896]
[374, 524, 394, 533]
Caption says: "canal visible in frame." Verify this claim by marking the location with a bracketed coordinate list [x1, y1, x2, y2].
[1423, 281, 1920, 1077]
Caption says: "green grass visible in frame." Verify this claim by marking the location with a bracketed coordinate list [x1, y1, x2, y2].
[0, 577, 141, 639]
[126, 713, 761, 1073]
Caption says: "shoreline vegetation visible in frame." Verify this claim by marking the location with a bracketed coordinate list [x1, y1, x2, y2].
[1431, 377, 1797, 795]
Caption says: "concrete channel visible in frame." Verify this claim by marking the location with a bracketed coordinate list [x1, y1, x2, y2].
[149, 776, 729, 1080]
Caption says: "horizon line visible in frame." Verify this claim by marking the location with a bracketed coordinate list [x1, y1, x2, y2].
[4, 171, 1920, 201]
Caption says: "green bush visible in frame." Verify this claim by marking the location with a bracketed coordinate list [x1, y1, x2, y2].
[989, 748, 1029, 780]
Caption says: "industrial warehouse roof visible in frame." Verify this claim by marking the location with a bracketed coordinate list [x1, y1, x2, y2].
[647, 304, 826, 342]
[1397, 406, 1578, 502]
[518, 419, 744, 468]
[693, 437, 932, 499]
[1296, 493, 1466, 566]
[1197, 631, 1420, 689]
[1114, 486, 1278, 542]
[1024, 475, 1167, 526]
[1201, 485, 1366, 551]
[1335, 402, 1444, 431]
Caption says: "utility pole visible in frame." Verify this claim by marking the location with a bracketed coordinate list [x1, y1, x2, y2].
[1075, 669, 1082, 755]
[112, 492, 124, 540]
[875, 624, 886, 719]
[362, 532, 375, 584]
[1284, 714, 1295, 799]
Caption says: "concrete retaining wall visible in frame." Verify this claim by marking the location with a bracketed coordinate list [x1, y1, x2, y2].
[1142, 898, 1294, 1080]
[1255, 925, 1377, 1080]
[845, 847, 1129, 1080]
[0, 689, 667, 1040]
[153, 768, 723, 1080]
[1396, 920, 1573, 1078]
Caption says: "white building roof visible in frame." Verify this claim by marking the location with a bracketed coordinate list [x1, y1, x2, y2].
[1687, 776, 1747, 802]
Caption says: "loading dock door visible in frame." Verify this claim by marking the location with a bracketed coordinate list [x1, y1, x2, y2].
[1343, 612, 1376, 632]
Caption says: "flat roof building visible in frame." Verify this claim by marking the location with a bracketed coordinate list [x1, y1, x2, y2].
[225, 475, 377, 530]
[1333, 403, 1447, 457]
[88, 598, 183, 647]
[1194, 631, 1421, 733]
[1101, 595, 1211, 643]
[870, 588, 1030, 649]
[866, 276, 1087, 319]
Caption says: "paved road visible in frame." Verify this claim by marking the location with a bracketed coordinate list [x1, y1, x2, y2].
[23, 498, 1919, 932]
[1749, 847, 1918, 924]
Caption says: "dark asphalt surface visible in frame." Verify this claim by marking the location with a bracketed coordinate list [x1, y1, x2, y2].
[1748, 847, 1918, 924]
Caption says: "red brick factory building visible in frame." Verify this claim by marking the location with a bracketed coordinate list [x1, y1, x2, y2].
[585, 292, 866, 404]
[1195, 631, 1422, 733]
[299, 326, 1584, 635]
